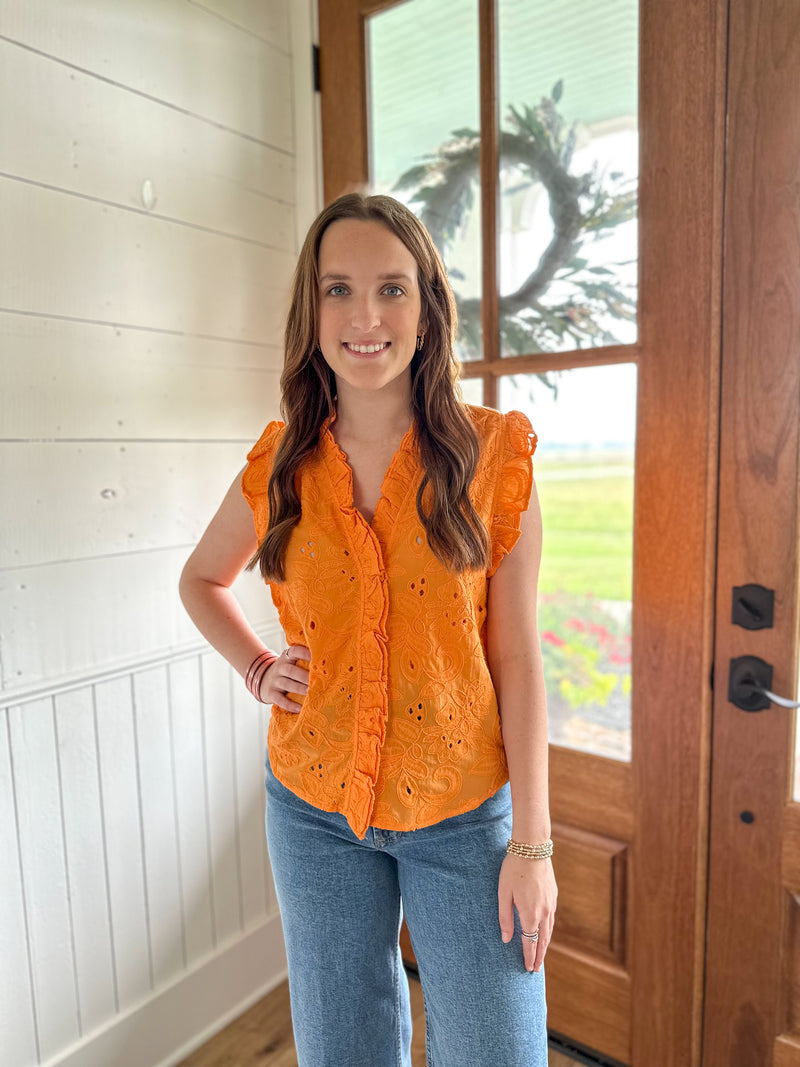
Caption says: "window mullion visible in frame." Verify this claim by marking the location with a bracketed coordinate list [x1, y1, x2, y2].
[479, 0, 499, 407]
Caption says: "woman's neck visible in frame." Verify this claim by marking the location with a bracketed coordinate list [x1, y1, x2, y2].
[332, 383, 413, 445]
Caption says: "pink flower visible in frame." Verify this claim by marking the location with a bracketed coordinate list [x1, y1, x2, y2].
[541, 630, 565, 647]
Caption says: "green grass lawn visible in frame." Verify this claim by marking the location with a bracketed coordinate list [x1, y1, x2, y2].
[535, 459, 633, 602]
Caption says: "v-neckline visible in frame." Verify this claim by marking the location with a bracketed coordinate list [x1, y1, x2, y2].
[320, 411, 416, 531]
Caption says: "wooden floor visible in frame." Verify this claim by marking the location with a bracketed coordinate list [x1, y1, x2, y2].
[177, 972, 575, 1066]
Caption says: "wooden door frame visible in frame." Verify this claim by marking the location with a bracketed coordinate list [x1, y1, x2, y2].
[317, 2, 728, 1062]
[703, 0, 800, 1062]
[631, 2, 727, 1062]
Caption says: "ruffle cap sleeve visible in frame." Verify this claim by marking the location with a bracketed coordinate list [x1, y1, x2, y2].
[241, 420, 284, 536]
[487, 409, 538, 578]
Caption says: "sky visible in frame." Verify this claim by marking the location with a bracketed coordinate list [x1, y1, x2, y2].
[500, 362, 638, 452]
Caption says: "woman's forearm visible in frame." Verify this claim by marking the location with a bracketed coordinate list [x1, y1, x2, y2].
[494, 650, 552, 842]
[178, 573, 272, 679]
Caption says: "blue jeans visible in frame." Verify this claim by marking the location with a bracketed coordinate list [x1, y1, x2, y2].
[264, 755, 547, 1067]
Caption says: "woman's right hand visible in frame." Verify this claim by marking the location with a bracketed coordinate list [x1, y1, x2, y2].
[259, 645, 311, 712]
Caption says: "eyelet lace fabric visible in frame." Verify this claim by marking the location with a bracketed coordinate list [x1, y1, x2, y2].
[241, 405, 537, 839]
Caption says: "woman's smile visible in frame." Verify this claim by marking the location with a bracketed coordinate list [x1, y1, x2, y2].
[343, 341, 391, 356]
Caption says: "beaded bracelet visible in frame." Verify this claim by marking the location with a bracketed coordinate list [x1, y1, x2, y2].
[246, 649, 280, 703]
[506, 837, 554, 860]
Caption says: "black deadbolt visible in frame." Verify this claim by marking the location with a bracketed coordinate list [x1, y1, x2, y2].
[731, 584, 774, 630]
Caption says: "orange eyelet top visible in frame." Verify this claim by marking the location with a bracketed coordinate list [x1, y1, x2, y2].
[241, 404, 537, 839]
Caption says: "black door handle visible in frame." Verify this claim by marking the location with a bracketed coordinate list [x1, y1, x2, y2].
[728, 656, 800, 711]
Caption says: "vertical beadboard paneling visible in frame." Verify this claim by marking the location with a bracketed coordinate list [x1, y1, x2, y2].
[0, 709, 38, 1066]
[232, 682, 270, 927]
[93, 675, 151, 1012]
[9, 699, 80, 1059]
[201, 655, 243, 946]
[167, 657, 215, 967]
[132, 668, 184, 987]
[53, 688, 117, 1032]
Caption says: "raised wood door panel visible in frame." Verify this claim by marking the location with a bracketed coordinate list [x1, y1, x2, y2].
[703, 0, 800, 1063]
[318, 2, 725, 1063]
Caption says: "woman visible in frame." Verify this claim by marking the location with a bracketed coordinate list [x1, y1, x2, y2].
[179, 192, 556, 1066]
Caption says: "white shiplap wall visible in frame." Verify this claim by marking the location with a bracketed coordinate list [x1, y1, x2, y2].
[0, 2, 320, 1064]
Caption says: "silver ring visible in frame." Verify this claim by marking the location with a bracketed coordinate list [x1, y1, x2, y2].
[521, 929, 539, 942]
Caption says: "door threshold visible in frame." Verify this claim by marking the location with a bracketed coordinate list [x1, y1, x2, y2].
[548, 1030, 628, 1067]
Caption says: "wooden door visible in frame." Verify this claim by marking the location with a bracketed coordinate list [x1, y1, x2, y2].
[703, 1, 800, 1063]
[318, 1, 727, 1063]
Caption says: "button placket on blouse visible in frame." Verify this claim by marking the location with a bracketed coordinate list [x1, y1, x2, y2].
[347, 490, 392, 835]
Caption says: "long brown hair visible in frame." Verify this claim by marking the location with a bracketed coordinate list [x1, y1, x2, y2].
[247, 192, 491, 583]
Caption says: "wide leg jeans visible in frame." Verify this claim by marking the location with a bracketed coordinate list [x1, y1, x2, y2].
[265, 755, 548, 1067]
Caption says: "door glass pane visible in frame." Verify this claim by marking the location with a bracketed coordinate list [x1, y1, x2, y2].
[498, 0, 639, 356]
[459, 376, 484, 406]
[367, 0, 482, 362]
[500, 364, 636, 761]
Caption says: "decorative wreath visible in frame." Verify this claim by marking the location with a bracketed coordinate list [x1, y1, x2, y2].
[393, 81, 638, 362]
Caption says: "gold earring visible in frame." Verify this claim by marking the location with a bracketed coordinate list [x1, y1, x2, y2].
[416, 334, 425, 351]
